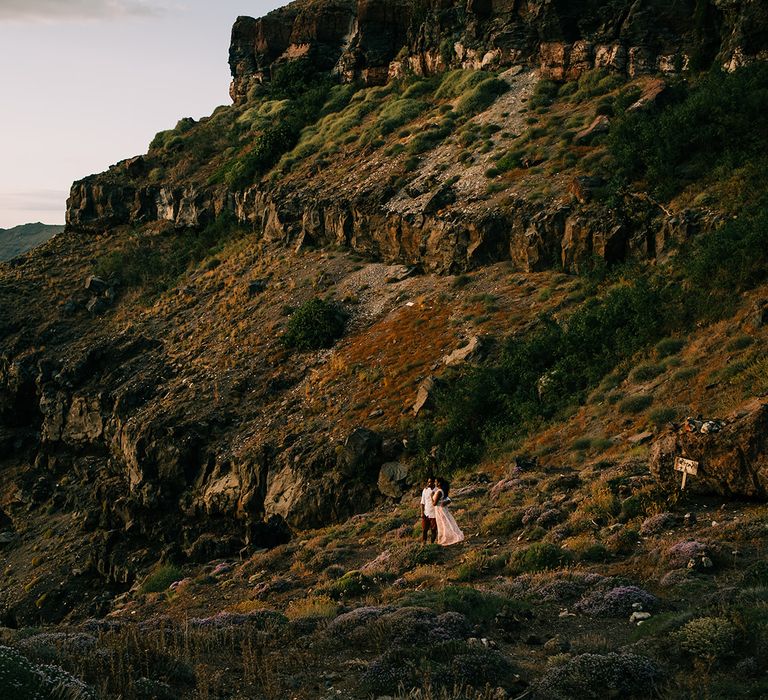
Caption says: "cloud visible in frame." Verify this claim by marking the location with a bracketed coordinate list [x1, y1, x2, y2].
[0, 190, 68, 211]
[0, 0, 169, 22]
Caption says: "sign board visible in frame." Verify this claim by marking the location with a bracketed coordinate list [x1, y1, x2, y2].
[674, 457, 699, 490]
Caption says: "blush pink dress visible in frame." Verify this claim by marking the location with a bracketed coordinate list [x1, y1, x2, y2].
[433, 489, 464, 546]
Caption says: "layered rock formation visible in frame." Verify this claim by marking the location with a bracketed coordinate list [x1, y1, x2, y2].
[229, 0, 768, 100]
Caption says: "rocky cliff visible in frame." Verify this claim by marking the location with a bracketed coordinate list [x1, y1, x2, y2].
[230, 0, 767, 98]
[65, 0, 767, 275]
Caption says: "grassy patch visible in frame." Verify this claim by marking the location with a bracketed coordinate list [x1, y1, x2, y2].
[140, 565, 183, 594]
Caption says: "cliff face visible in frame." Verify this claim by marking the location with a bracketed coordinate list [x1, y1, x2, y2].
[65, 0, 767, 275]
[229, 0, 767, 99]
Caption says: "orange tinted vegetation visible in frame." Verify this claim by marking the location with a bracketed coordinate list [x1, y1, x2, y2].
[311, 296, 453, 428]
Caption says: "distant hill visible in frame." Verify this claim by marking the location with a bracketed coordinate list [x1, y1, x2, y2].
[0, 222, 64, 261]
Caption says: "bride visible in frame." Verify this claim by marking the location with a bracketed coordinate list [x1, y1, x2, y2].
[432, 477, 464, 546]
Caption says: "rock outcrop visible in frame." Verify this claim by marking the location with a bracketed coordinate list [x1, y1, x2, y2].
[649, 400, 768, 498]
[230, 0, 768, 100]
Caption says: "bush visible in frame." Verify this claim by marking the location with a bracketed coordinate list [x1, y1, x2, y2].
[648, 406, 678, 427]
[618, 394, 653, 414]
[508, 543, 570, 574]
[655, 337, 685, 357]
[575, 585, 657, 618]
[480, 510, 523, 536]
[399, 586, 509, 623]
[673, 616, 736, 661]
[140, 565, 183, 594]
[630, 362, 665, 382]
[285, 595, 339, 620]
[454, 550, 507, 582]
[455, 77, 509, 116]
[94, 215, 245, 296]
[325, 571, 375, 600]
[0, 645, 94, 700]
[223, 123, 298, 187]
[282, 298, 347, 351]
[681, 206, 768, 318]
[535, 652, 662, 699]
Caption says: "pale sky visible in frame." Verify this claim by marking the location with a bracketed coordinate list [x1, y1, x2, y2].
[0, 0, 285, 228]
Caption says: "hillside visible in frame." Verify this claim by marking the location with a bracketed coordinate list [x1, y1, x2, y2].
[2, 1, 768, 698]
[0, 222, 63, 262]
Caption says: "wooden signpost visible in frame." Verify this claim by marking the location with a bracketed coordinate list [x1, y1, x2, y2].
[674, 456, 699, 490]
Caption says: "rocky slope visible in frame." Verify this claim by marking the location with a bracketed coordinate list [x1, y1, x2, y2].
[66, 0, 767, 274]
[2, 1, 768, 698]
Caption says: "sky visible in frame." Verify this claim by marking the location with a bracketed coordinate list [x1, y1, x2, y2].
[0, 0, 285, 229]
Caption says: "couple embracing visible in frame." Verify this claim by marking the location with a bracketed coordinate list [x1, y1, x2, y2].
[420, 476, 464, 546]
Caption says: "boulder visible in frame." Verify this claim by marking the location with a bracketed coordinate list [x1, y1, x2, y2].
[84, 276, 109, 293]
[413, 376, 436, 415]
[627, 79, 670, 112]
[649, 399, 768, 498]
[443, 336, 482, 367]
[749, 300, 768, 329]
[337, 427, 382, 478]
[573, 116, 610, 145]
[378, 461, 409, 498]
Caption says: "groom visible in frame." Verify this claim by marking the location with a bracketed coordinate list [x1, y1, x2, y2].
[420, 476, 437, 544]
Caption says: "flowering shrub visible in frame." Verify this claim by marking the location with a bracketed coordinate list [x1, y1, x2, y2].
[664, 540, 709, 569]
[508, 543, 571, 574]
[324, 570, 377, 600]
[327, 606, 392, 639]
[187, 610, 287, 630]
[640, 513, 677, 536]
[535, 652, 662, 699]
[575, 585, 658, 617]
[0, 645, 94, 700]
[16, 633, 97, 664]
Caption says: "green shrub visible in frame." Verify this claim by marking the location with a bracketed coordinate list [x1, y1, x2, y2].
[480, 510, 523, 536]
[648, 406, 678, 427]
[726, 335, 754, 351]
[508, 543, 571, 574]
[454, 551, 507, 582]
[673, 367, 698, 382]
[435, 70, 491, 100]
[619, 395, 653, 414]
[325, 571, 376, 600]
[673, 617, 736, 661]
[579, 543, 609, 563]
[399, 586, 512, 623]
[407, 124, 451, 154]
[411, 544, 442, 566]
[418, 276, 668, 471]
[681, 206, 768, 318]
[655, 337, 685, 357]
[630, 362, 665, 382]
[94, 215, 245, 297]
[283, 298, 347, 351]
[374, 97, 429, 136]
[455, 77, 508, 116]
[530, 79, 560, 108]
[572, 437, 593, 451]
[140, 564, 183, 594]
